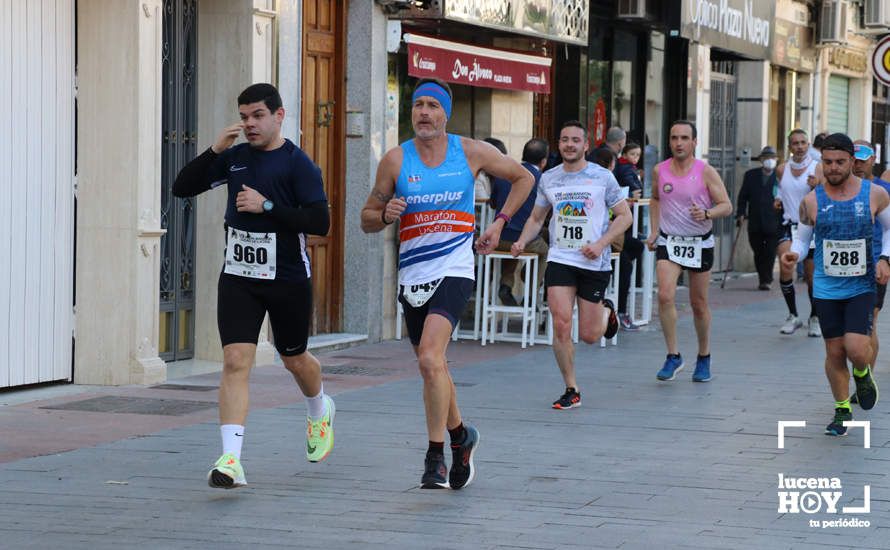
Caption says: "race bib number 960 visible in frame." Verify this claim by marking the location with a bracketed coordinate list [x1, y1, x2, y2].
[225, 229, 276, 279]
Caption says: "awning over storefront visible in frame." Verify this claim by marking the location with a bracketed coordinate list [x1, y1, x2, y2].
[405, 33, 551, 94]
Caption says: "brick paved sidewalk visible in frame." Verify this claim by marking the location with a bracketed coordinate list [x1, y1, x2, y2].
[2, 277, 889, 549]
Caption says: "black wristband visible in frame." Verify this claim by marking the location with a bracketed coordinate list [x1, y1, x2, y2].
[880, 255, 889, 264]
[382, 209, 393, 225]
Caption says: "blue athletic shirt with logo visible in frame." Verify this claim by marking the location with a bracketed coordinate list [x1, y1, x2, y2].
[395, 134, 476, 285]
[871, 178, 890, 264]
[207, 139, 327, 281]
[813, 180, 875, 299]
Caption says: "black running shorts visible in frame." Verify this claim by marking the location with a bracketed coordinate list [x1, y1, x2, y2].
[655, 245, 715, 273]
[544, 261, 611, 303]
[877, 283, 887, 311]
[813, 292, 876, 339]
[217, 272, 313, 356]
[399, 276, 473, 346]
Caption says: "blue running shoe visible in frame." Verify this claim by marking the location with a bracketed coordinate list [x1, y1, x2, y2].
[692, 355, 711, 382]
[656, 354, 684, 381]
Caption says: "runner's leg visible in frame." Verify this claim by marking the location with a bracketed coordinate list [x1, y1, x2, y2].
[549, 285, 579, 389]
[417, 313, 460, 443]
[656, 259, 683, 355]
[688, 269, 711, 357]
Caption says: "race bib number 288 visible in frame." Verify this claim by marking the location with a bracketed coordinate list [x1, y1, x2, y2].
[822, 238, 866, 277]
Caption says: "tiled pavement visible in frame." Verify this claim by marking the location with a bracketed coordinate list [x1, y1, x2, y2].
[2, 276, 890, 549]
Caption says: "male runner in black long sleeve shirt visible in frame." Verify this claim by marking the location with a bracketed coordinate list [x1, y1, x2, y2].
[174, 83, 333, 489]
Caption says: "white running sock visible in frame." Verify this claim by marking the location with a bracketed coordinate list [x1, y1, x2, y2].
[221, 424, 245, 459]
[306, 386, 327, 420]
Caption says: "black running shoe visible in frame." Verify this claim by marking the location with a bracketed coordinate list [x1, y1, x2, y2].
[449, 424, 480, 490]
[603, 299, 619, 339]
[420, 451, 449, 489]
[825, 408, 852, 436]
[853, 368, 879, 410]
[552, 387, 581, 410]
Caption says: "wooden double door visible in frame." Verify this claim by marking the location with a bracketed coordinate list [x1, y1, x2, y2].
[302, 0, 345, 334]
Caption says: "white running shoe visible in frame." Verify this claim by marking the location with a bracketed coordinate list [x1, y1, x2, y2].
[808, 316, 822, 338]
[780, 314, 802, 335]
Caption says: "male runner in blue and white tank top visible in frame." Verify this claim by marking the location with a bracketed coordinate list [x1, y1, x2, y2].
[511, 120, 631, 410]
[775, 129, 820, 336]
[782, 133, 890, 436]
[174, 84, 333, 488]
[361, 78, 533, 490]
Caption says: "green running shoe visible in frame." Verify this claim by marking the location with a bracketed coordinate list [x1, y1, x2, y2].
[306, 395, 335, 463]
[853, 367, 879, 410]
[207, 453, 247, 489]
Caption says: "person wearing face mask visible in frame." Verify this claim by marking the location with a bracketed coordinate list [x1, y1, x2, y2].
[737, 146, 782, 290]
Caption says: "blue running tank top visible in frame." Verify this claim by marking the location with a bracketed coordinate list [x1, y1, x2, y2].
[871, 178, 890, 264]
[814, 181, 875, 299]
[395, 134, 476, 285]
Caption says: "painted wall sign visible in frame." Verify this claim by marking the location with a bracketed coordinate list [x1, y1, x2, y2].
[405, 34, 552, 94]
[681, 0, 775, 59]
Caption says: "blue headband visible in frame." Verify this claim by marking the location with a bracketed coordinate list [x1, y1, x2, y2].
[412, 82, 452, 119]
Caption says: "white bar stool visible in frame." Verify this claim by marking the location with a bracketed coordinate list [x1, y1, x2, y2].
[627, 199, 655, 326]
[600, 254, 620, 348]
[396, 298, 402, 340]
[452, 202, 494, 341]
[481, 252, 538, 348]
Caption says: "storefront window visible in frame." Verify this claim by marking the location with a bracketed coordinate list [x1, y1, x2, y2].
[577, 50, 588, 137]
[643, 32, 665, 200]
[586, 24, 610, 147]
[827, 75, 850, 134]
[768, 67, 783, 158]
[611, 30, 637, 133]
[586, 60, 610, 147]
[768, 67, 800, 159]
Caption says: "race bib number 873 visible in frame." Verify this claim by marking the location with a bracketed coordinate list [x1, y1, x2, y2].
[665, 235, 703, 269]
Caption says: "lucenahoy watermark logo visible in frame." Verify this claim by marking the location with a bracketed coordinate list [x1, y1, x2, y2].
[776, 421, 871, 529]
